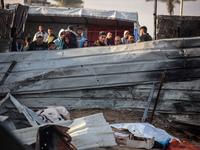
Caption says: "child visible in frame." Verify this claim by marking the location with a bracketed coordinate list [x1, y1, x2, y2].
[76, 27, 84, 48]
[23, 36, 33, 51]
[93, 31, 107, 46]
[80, 38, 90, 48]
[63, 33, 77, 49]
[49, 42, 56, 50]
[106, 32, 113, 45]
[128, 34, 135, 44]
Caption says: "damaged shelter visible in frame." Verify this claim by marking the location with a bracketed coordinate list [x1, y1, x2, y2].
[1, 4, 200, 150]
[7, 4, 140, 45]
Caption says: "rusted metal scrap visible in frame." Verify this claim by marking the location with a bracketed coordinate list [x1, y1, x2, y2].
[35, 125, 77, 150]
[0, 61, 17, 86]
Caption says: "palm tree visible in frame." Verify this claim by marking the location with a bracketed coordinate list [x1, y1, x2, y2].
[146, 0, 196, 16]
[54, 0, 84, 8]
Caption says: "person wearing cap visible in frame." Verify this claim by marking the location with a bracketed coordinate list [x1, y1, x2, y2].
[65, 25, 78, 47]
[121, 30, 129, 44]
[93, 31, 107, 46]
[137, 26, 152, 43]
[54, 29, 67, 50]
[33, 25, 49, 42]
[76, 27, 84, 48]
[29, 31, 48, 51]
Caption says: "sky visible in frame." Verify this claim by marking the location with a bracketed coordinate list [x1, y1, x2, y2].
[4, 0, 200, 37]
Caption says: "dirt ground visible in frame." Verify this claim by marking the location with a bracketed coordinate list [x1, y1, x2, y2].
[70, 109, 200, 150]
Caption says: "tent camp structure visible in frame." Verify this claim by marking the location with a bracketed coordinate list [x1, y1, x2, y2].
[8, 5, 140, 44]
[25, 6, 140, 44]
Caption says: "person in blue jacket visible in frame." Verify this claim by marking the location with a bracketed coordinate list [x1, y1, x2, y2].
[54, 29, 66, 50]
[80, 38, 90, 48]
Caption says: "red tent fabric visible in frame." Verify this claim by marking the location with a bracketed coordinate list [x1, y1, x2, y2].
[87, 25, 134, 46]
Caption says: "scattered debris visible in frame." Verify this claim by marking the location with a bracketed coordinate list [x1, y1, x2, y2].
[167, 138, 200, 150]
[13, 113, 117, 149]
[0, 61, 17, 86]
[111, 123, 176, 142]
[36, 106, 70, 123]
[126, 135, 154, 149]
[35, 125, 77, 150]
[0, 93, 45, 126]
[0, 123, 33, 150]
[0, 93, 199, 149]
[0, 115, 16, 131]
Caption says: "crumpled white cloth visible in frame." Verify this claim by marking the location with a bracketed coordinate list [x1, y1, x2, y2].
[111, 123, 177, 142]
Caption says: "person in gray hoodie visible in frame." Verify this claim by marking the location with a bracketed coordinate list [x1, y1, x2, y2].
[53, 29, 66, 50]
[121, 30, 129, 44]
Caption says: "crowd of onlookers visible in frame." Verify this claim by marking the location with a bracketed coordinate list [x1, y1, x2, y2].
[11, 25, 152, 51]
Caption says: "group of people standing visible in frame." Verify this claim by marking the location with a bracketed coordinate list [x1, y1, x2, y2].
[11, 25, 152, 52]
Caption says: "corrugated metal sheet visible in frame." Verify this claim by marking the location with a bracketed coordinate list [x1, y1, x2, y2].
[0, 37, 200, 113]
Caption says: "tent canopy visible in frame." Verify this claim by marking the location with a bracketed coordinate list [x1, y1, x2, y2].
[27, 7, 138, 27]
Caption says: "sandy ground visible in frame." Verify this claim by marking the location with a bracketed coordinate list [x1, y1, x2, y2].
[70, 109, 200, 150]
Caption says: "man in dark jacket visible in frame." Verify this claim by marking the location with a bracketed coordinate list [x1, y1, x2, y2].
[29, 32, 48, 51]
[137, 26, 152, 43]
[93, 31, 107, 46]
[11, 27, 23, 51]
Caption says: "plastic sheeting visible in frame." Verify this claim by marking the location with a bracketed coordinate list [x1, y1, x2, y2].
[111, 123, 177, 142]
[8, 4, 29, 38]
[27, 6, 138, 23]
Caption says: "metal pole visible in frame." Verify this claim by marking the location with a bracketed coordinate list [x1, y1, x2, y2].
[180, 0, 183, 16]
[154, 0, 157, 40]
[150, 70, 166, 124]
[1, 0, 4, 9]
[141, 82, 156, 122]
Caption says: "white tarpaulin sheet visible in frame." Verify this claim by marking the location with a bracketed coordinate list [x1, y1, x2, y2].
[27, 6, 138, 23]
[111, 123, 177, 142]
